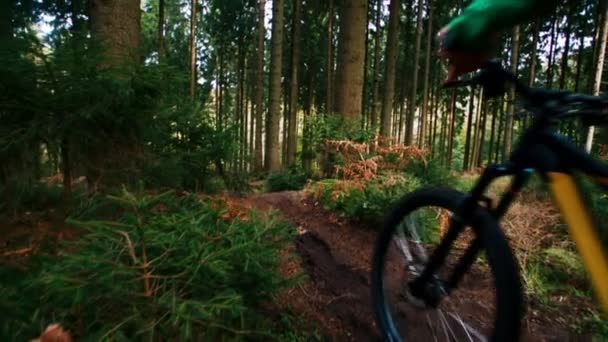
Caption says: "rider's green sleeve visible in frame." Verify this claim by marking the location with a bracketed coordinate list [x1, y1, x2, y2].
[446, 0, 558, 51]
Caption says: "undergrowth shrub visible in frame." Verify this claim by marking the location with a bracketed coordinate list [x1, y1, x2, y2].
[0, 190, 298, 341]
[312, 175, 422, 227]
[267, 169, 307, 192]
[403, 157, 456, 187]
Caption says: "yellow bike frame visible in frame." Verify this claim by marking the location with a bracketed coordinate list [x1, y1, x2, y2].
[548, 172, 608, 311]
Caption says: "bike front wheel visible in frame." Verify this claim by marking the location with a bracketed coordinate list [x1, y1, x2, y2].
[371, 187, 523, 342]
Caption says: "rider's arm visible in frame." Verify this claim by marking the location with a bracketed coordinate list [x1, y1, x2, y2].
[446, 0, 559, 51]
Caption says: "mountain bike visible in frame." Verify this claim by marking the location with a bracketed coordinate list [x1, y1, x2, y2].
[371, 61, 608, 342]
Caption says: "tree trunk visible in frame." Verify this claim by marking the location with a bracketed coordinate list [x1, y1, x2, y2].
[265, 0, 284, 171]
[333, 0, 367, 121]
[61, 138, 72, 207]
[558, 6, 574, 90]
[476, 96, 488, 167]
[158, 0, 165, 63]
[370, 0, 382, 130]
[545, 16, 557, 89]
[0, 1, 13, 41]
[419, 0, 433, 147]
[523, 21, 538, 129]
[239, 49, 247, 173]
[446, 90, 457, 168]
[488, 100, 497, 162]
[463, 88, 476, 171]
[586, 0, 608, 152]
[574, 25, 586, 93]
[303, 73, 315, 172]
[439, 96, 448, 161]
[495, 98, 505, 162]
[254, 0, 265, 172]
[379, 0, 399, 138]
[528, 22, 538, 88]
[326, 0, 334, 114]
[90, 0, 141, 70]
[406, 0, 424, 145]
[287, 0, 302, 167]
[471, 89, 482, 169]
[189, 0, 197, 98]
[503, 26, 519, 159]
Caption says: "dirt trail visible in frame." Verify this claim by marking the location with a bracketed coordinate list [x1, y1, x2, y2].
[238, 190, 591, 342]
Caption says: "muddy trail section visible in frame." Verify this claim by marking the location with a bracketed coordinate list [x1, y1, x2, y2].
[233, 190, 590, 342]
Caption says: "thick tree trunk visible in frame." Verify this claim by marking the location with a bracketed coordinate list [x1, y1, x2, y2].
[189, 0, 197, 98]
[333, 0, 367, 121]
[254, 0, 265, 172]
[419, 0, 433, 147]
[503, 26, 519, 159]
[158, 0, 165, 63]
[406, 0, 424, 145]
[326, 0, 334, 114]
[586, 0, 608, 152]
[370, 0, 382, 130]
[90, 0, 141, 70]
[265, 0, 284, 171]
[286, 0, 302, 167]
[380, 0, 399, 138]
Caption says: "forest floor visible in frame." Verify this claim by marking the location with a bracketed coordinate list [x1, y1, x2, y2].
[228, 189, 596, 342]
[0, 188, 600, 341]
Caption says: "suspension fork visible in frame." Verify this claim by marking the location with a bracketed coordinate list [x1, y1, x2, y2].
[411, 164, 529, 299]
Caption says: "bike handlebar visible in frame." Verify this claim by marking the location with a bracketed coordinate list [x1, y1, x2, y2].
[442, 60, 608, 126]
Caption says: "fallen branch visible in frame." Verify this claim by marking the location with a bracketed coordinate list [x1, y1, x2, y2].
[1, 247, 33, 257]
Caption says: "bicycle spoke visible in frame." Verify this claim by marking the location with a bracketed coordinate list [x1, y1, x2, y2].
[448, 312, 487, 342]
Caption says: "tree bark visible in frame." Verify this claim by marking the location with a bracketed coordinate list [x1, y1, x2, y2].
[61, 138, 72, 208]
[0, 1, 13, 41]
[419, 0, 433, 147]
[90, 0, 141, 70]
[303, 73, 315, 172]
[254, 0, 265, 172]
[586, 0, 608, 152]
[406, 0, 424, 145]
[523, 21, 538, 130]
[446, 89, 457, 168]
[558, 5, 574, 90]
[370, 0, 382, 131]
[333, 0, 367, 121]
[503, 26, 519, 159]
[326, 0, 334, 114]
[380, 0, 399, 138]
[265, 0, 284, 171]
[476, 96, 488, 167]
[463, 88, 476, 171]
[545, 16, 558, 89]
[158, 0, 165, 63]
[190, 0, 197, 98]
[286, 0, 302, 167]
